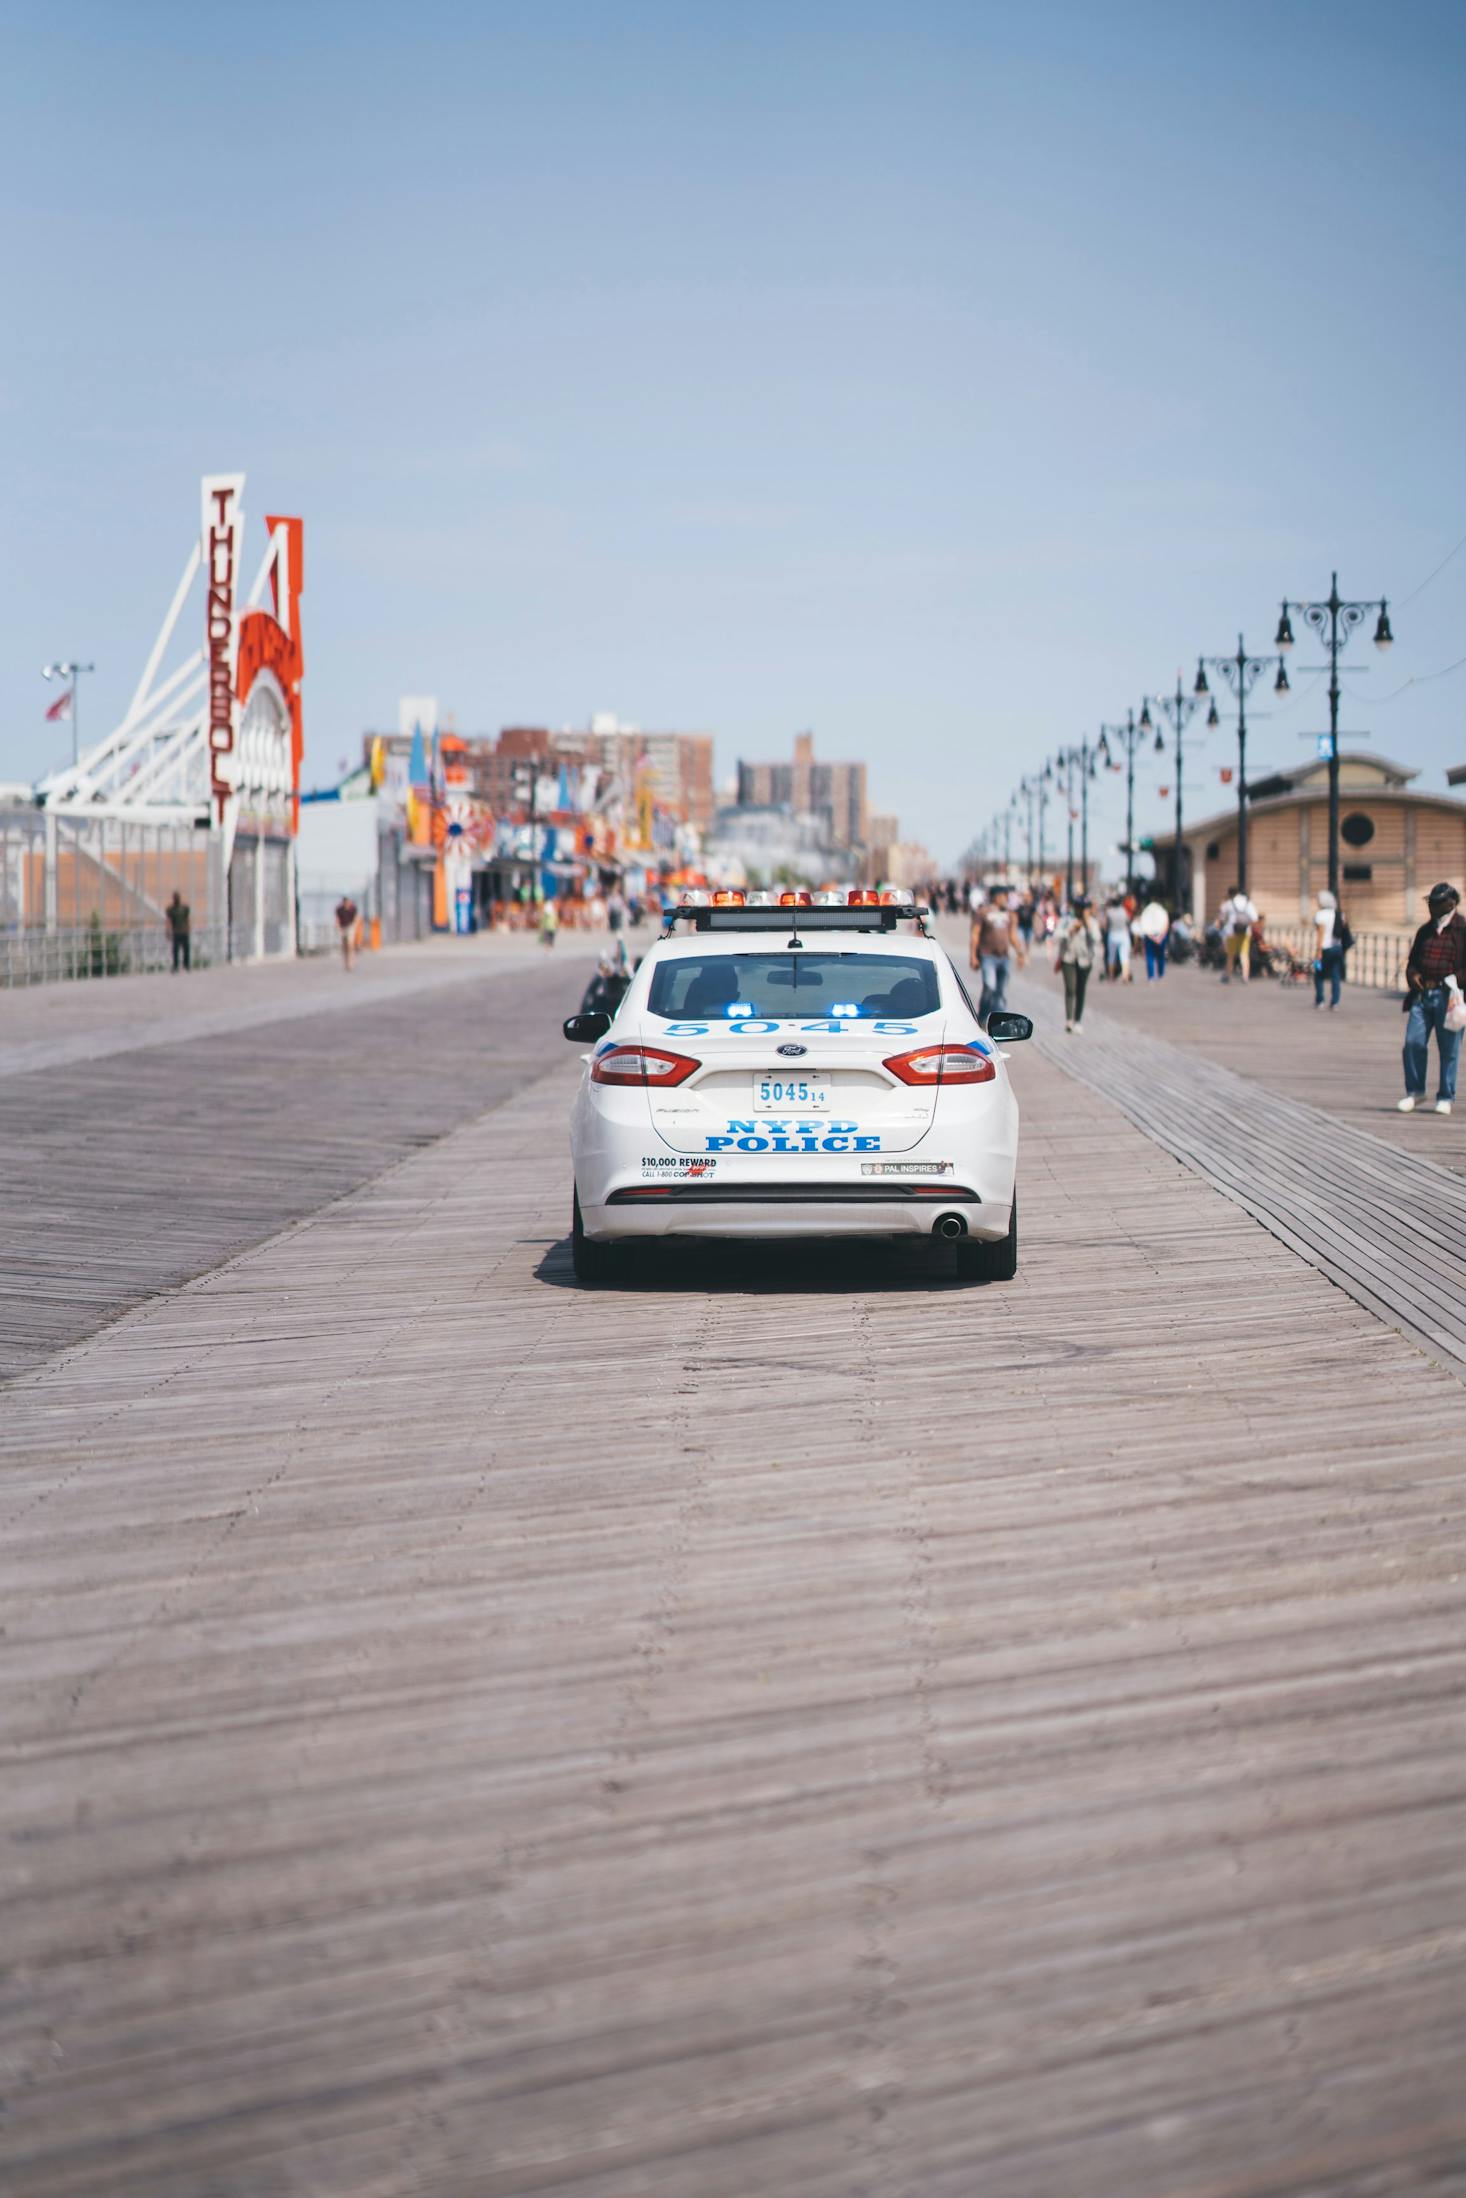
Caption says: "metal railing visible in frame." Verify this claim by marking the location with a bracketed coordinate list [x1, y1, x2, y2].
[0, 923, 231, 988]
[1267, 925, 1408, 992]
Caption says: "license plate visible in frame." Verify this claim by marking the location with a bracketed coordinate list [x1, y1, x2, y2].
[754, 1074, 831, 1109]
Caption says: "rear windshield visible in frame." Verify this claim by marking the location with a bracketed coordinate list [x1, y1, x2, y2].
[646, 952, 941, 1021]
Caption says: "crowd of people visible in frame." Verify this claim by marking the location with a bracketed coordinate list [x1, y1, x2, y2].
[960, 881, 1189, 1033]
[952, 873, 1465, 1111]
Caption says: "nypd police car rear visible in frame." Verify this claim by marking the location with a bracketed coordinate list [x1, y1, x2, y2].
[563, 889, 1028, 1283]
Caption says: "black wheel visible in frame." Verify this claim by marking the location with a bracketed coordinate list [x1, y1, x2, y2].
[571, 1187, 621, 1285]
[955, 1190, 1018, 1283]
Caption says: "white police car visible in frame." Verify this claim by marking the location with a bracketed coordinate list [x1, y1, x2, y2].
[563, 889, 1029, 1284]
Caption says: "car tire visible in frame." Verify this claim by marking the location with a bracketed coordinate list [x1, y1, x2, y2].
[956, 1190, 1018, 1283]
[571, 1187, 621, 1285]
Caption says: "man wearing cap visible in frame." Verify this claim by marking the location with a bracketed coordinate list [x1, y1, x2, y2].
[1400, 883, 1466, 1115]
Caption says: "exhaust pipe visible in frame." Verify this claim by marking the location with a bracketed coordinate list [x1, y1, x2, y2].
[934, 1213, 967, 1241]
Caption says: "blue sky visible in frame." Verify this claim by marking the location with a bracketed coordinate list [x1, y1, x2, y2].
[2, 0, 1463, 863]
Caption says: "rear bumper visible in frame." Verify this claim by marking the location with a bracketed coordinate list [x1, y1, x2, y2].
[583, 1192, 1013, 1242]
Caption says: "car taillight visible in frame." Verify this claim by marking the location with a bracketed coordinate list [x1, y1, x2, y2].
[591, 1045, 700, 1087]
[883, 1045, 995, 1086]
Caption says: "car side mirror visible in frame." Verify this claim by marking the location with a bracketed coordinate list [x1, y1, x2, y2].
[563, 1012, 611, 1042]
[985, 1012, 1033, 1043]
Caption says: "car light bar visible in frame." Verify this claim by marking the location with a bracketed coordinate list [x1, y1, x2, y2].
[883, 1045, 996, 1087]
[662, 905, 933, 934]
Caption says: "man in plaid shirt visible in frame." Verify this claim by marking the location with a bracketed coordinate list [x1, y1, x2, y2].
[1400, 883, 1466, 1114]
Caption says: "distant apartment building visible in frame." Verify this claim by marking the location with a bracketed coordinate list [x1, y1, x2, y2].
[582, 715, 716, 834]
[880, 841, 936, 891]
[865, 813, 901, 888]
[736, 731, 868, 852]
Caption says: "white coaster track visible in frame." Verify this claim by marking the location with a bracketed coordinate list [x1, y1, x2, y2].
[36, 475, 292, 849]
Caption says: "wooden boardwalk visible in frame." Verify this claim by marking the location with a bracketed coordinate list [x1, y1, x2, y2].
[1030, 951, 1466, 1177]
[1008, 968, 1466, 1378]
[4, 957, 1466, 2196]
[0, 937, 595, 1379]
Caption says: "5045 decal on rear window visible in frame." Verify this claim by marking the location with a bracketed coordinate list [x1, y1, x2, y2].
[658, 1019, 921, 1038]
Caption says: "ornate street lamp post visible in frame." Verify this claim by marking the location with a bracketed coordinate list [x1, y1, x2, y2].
[1017, 775, 1037, 885]
[1038, 761, 1052, 888]
[1274, 575, 1394, 901]
[1055, 737, 1103, 902]
[1146, 673, 1205, 918]
[1099, 710, 1150, 895]
[1053, 751, 1078, 904]
[1193, 638, 1289, 897]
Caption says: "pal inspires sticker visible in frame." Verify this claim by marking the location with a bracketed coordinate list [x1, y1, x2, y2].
[861, 1160, 954, 1175]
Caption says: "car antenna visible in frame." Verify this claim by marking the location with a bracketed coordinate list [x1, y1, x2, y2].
[786, 928, 803, 949]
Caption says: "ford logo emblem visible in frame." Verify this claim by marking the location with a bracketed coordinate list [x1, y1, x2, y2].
[776, 1042, 807, 1056]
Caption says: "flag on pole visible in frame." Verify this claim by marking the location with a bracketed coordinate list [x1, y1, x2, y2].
[45, 687, 73, 722]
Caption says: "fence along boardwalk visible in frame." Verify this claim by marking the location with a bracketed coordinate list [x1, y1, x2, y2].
[4, 1032, 1466, 2194]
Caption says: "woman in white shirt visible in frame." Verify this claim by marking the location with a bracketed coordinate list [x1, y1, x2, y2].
[1137, 899, 1171, 982]
[1313, 890, 1344, 1009]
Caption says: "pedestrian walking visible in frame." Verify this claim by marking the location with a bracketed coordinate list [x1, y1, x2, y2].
[539, 897, 559, 950]
[1137, 897, 1170, 981]
[606, 886, 627, 938]
[1102, 895, 1131, 983]
[1399, 882, 1466, 1115]
[970, 895, 1023, 1023]
[1056, 895, 1102, 1032]
[334, 894, 359, 970]
[1312, 890, 1346, 1010]
[166, 889, 191, 973]
[1218, 885, 1258, 983]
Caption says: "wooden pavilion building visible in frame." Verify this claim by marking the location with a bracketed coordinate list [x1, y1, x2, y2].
[1151, 752, 1466, 931]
